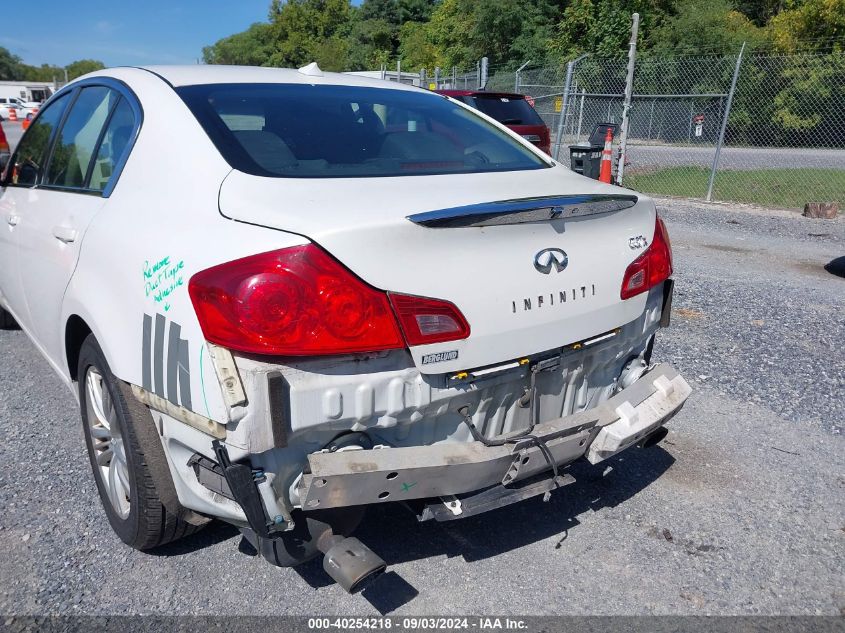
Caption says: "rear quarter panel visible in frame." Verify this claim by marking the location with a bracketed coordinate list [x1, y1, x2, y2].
[61, 68, 307, 424]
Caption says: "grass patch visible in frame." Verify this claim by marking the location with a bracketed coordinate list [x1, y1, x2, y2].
[625, 166, 845, 209]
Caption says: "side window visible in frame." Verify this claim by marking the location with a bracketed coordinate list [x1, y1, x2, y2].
[7, 92, 70, 187]
[44, 87, 116, 190]
[88, 98, 135, 192]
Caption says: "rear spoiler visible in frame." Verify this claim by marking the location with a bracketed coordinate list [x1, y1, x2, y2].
[406, 194, 638, 229]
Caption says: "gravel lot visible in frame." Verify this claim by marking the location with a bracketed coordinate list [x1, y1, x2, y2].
[0, 198, 842, 616]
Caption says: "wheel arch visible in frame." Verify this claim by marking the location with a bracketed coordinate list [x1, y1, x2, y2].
[65, 314, 93, 382]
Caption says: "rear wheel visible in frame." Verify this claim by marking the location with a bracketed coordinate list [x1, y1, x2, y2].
[0, 307, 18, 329]
[78, 335, 202, 549]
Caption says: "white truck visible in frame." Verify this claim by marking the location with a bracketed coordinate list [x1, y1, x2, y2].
[0, 64, 690, 593]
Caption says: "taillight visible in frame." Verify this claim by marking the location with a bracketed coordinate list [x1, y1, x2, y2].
[189, 244, 470, 356]
[389, 293, 470, 346]
[620, 216, 673, 300]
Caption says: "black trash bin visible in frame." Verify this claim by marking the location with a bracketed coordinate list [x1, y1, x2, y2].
[569, 144, 603, 179]
[568, 122, 619, 180]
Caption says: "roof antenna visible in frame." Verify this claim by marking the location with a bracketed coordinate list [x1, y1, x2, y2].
[298, 62, 323, 77]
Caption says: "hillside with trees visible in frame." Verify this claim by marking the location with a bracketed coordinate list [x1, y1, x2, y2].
[0, 49, 104, 82]
[202, 0, 845, 71]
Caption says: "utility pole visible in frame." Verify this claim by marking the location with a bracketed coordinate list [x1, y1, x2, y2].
[616, 12, 639, 186]
[479, 57, 489, 90]
[552, 53, 588, 162]
[706, 42, 745, 201]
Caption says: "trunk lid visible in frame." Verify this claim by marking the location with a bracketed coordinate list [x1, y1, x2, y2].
[218, 165, 656, 374]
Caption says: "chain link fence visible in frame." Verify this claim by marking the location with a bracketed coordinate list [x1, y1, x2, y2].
[483, 52, 845, 210]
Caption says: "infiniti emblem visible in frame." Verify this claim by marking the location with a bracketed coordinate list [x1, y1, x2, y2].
[533, 248, 568, 274]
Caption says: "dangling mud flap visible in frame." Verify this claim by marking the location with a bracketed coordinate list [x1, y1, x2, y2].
[298, 363, 691, 511]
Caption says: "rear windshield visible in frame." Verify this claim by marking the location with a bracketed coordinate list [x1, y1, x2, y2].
[461, 95, 544, 126]
[177, 83, 547, 178]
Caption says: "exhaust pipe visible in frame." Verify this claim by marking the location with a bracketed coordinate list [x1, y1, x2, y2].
[317, 529, 386, 593]
[638, 426, 668, 449]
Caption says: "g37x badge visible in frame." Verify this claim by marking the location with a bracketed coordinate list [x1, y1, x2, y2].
[628, 235, 648, 250]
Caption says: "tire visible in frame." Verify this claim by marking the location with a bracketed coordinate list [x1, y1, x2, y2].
[0, 307, 19, 329]
[78, 334, 202, 550]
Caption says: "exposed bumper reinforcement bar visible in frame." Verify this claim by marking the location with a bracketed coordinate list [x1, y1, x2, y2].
[299, 363, 690, 511]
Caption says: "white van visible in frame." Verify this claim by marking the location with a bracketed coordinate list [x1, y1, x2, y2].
[0, 82, 52, 106]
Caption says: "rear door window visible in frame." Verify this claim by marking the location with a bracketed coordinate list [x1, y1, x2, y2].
[88, 97, 135, 192]
[44, 87, 117, 190]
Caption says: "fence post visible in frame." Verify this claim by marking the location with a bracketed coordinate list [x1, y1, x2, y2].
[514, 60, 531, 93]
[480, 57, 489, 90]
[420, 68, 427, 88]
[688, 101, 694, 143]
[616, 12, 640, 186]
[576, 91, 585, 140]
[647, 99, 655, 140]
[434, 67, 440, 89]
[706, 42, 745, 201]
[452, 66, 457, 88]
[396, 59, 401, 83]
[553, 54, 588, 162]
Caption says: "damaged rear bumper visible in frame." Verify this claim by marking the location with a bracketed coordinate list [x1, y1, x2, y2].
[299, 363, 690, 512]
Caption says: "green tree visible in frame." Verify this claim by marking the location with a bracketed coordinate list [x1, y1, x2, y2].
[397, 20, 439, 69]
[0, 47, 23, 80]
[19, 63, 65, 82]
[266, 0, 353, 70]
[768, 0, 845, 53]
[65, 59, 106, 80]
[346, 17, 395, 70]
[648, 0, 767, 56]
[203, 23, 275, 65]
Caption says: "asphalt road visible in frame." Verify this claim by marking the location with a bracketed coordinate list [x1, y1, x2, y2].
[0, 200, 843, 616]
[626, 145, 845, 171]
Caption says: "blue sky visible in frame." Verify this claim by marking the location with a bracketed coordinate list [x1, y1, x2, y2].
[1, 0, 274, 67]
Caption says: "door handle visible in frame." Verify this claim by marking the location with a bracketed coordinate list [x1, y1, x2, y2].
[7, 214, 19, 226]
[52, 226, 78, 243]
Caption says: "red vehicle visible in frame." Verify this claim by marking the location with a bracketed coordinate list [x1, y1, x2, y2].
[436, 90, 551, 154]
[0, 121, 9, 171]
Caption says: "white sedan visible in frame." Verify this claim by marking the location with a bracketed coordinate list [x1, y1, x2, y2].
[0, 64, 689, 593]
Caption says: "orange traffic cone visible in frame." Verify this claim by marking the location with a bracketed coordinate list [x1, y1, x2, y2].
[8, 108, 17, 122]
[598, 128, 613, 183]
[22, 118, 30, 130]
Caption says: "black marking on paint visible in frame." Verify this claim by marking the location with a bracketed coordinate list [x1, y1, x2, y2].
[178, 339, 191, 410]
[153, 314, 166, 397]
[142, 314, 153, 391]
[142, 312, 192, 411]
[167, 322, 181, 406]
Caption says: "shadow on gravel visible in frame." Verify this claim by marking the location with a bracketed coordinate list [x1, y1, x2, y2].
[148, 521, 241, 557]
[824, 256, 845, 278]
[290, 444, 674, 610]
[139, 444, 673, 611]
[352, 445, 674, 567]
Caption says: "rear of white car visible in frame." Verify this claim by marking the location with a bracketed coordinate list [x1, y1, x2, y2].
[0, 65, 689, 593]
